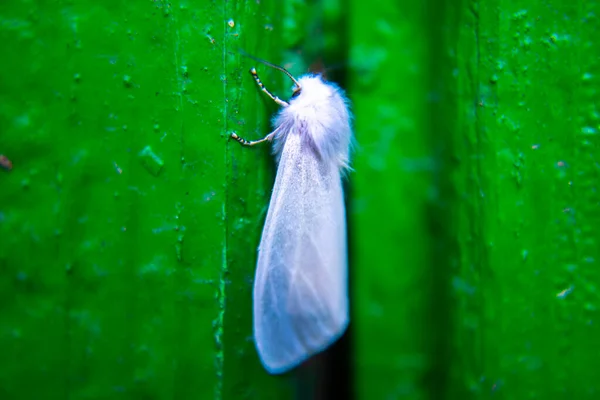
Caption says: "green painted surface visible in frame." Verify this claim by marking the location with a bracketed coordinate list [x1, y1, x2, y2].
[449, 1, 600, 398]
[349, 1, 436, 399]
[0, 1, 294, 399]
[350, 0, 600, 399]
[2, 0, 600, 399]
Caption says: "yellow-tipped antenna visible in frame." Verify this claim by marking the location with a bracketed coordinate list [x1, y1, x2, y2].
[237, 48, 301, 89]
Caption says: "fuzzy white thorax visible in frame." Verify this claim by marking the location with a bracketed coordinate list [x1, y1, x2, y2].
[271, 74, 352, 172]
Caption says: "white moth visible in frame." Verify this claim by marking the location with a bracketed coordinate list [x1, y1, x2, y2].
[231, 60, 352, 374]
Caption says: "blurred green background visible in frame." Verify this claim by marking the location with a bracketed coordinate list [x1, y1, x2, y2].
[1, 0, 599, 399]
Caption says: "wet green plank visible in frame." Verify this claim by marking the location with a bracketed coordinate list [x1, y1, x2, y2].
[459, 1, 600, 397]
[223, 1, 299, 399]
[0, 0, 294, 399]
[349, 1, 436, 399]
[3, 0, 599, 399]
[351, 0, 600, 398]
[448, 0, 600, 398]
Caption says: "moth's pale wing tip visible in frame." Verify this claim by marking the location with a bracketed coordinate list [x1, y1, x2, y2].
[257, 317, 350, 375]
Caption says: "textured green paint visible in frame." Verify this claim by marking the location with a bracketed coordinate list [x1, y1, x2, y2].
[350, 0, 600, 399]
[349, 1, 436, 399]
[2, 0, 600, 398]
[0, 0, 294, 399]
[449, 1, 600, 398]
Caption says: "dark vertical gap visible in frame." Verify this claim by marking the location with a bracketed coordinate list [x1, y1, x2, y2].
[295, 0, 353, 399]
[424, 0, 458, 399]
[322, 0, 353, 398]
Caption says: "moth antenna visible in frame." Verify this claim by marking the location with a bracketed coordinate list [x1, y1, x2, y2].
[237, 48, 301, 89]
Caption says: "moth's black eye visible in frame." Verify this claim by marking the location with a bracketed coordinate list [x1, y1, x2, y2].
[290, 89, 301, 99]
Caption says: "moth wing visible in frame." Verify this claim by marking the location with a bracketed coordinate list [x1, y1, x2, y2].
[253, 132, 349, 374]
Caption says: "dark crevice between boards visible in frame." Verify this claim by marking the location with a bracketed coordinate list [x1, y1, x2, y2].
[322, 1, 353, 399]
[294, 327, 352, 400]
[423, 0, 459, 398]
[292, 1, 353, 400]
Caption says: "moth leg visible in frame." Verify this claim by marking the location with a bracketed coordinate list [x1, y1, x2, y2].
[250, 67, 289, 108]
[230, 131, 274, 147]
